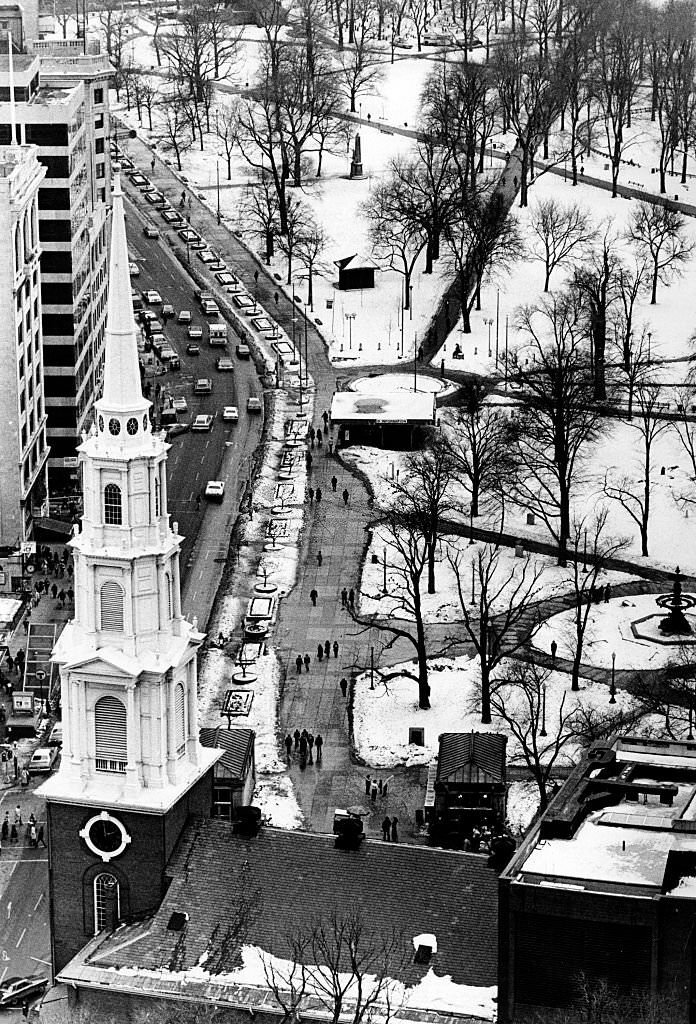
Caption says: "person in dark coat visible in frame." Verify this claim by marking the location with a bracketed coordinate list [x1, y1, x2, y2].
[316, 428, 322, 447]
[299, 734, 308, 759]
[307, 733, 314, 764]
[341, 588, 348, 607]
[328, 440, 334, 456]
[340, 677, 348, 697]
[37, 824, 46, 847]
[294, 729, 301, 750]
[309, 426, 316, 444]
[550, 640, 557, 664]
[604, 582, 612, 603]
[1, 814, 8, 841]
[322, 410, 329, 429]
[310, 589, 318, 607]
[51, 583, 57, 600]
[331, 475, 338, 492]
[317, 643, 324, 661]
[382, 816, 391, 841]
[308, 487, 315, 504]
[365, 773, 371, 795]
[348, 589, 355, 608]
[306, 452, 313, 472]
[284, 734, 293, 759]
[315, 734, 323, 762]
[391, 816, 399, 842]
[317, 551, 323, 567]
[333, 641, 339, 659]
[10, 824, 17, 844]
[296, 654, 303, 674]
[303, 653, 311, 672]
[316, 487, 322, 504]
[342, 488, 349, 505]
[324, 640, 331, 658]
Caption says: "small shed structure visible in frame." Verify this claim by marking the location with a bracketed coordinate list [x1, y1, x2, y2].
[330, 389, 436, 448]
[427, 732, 508, 841]
[334, 253, 380, 291]
[199, 726, 256, 819]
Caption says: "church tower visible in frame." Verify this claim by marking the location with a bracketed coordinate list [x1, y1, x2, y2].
[40, 168, 219, 976]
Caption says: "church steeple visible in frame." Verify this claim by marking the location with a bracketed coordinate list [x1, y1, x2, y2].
[98, 167, 149, 419]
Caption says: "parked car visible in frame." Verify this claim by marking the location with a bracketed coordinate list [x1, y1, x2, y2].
[177, 309, 192, 324]
[143, 224, 160, 238]
[186, 342, 201, 355]
[48, 721, 63, 746]
[0, 976, 49, 1008]
[193, 378, 213, 394]
[247, 396, 262, 413]
[192, 414, 214, 431]
[144, 289, 162, 304]
[223, 406, 239, 422]
[172, 396, 188, 412]
[236, 343, 251, 359]
[165, 422, 190, 439]
[161, 303, 175, 319]
[128, 261, 140, 276]
[216, 356, 234, 372]
[139, 309, 157, 325]
[188, 325, 203, 339]
[205, 480, 225, 501]
[194, 289, 215, 304]
[28, 746, 58, 774]
[201, 299, 220, 316]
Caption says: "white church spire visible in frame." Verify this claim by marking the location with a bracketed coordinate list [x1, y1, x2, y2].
[96, 165, 149, 426]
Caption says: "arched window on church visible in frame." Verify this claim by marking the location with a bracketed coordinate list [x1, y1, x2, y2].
[104, 483, 122, 525]
[13, 226, 20, 276]
[165, 572, 172, 619]
[175, 682, 186, 755]
[94, 872, 120, 933]
[100, 581, 124, 632]
[154, 477, 160, 517]
[94, 695, 127, 773]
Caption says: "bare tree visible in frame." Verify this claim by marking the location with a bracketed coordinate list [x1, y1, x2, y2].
[362, 175, 427, 312]
[338, 6, 383, 112]
[137, 77, 158, 132]
[261, 934, 311, 1022]
[448, 384, 520, 517]
[626, 201, 694, 305]
[594, 10, 642, 198]
[450, 539, 545, 723]
[613, 324, 651, 420]
[612, 256, 649, 378]
[511, 288, 600, 565]
[294, 218, 328, 310]
[214, 100, 241, 180]
[277, 196, 310, 285]
[157, 96, 195, 171]
[603, 382, 671, 556]
[242, 175, 280, 263]
[573, 229, 619, 400]
[528, 198, 592, 291]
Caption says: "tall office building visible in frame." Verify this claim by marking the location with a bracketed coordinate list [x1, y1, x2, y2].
[0, 46, 111, 496]
[0, 142, 48, 544]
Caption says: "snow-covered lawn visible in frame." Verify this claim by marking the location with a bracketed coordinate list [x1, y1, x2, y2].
[360, 525, 634, 625]
[353, 655, 646, 769]
[533, 593, 694, 671]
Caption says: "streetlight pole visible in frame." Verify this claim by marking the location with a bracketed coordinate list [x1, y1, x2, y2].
[610, 652, 616, 703]
[345, 312, 355, 350]
[495, 289, 500, 364]
[540, 682, 547, 737]
[409, 284, 413, 321]
[383, 547, 387, 595]
[648, 330, 652, 362]
[471, 560, 476, 605]
[304, 301, 309, 387]
[400, 286, 404, 358]
[504, 315, 509, 386]
[413, 332, 418, 393]
[485, 317, 493, 358]
[216, 157, 220, 224]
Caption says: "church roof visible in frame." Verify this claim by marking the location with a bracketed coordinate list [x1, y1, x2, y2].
[98, 166, 149, 416]
[437, 733, 507, 784]
[199, 727, 255, 778]
[59, 821, 499, 1015]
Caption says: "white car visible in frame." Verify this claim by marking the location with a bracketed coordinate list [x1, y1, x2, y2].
[172, 396, 188, 412]
[192, 414, 214, 431]
[144, 289, 162, 304]
[128, 261, 140, 276]
[247, 396, 262, 413]
[177, 309, 192, 324]
[188, 325, 203, 339]
[28, 746, 59, 774]
[223, 406, 239, 422]
[205, 480, 225, 501]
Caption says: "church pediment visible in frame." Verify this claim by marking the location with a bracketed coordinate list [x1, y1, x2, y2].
[63, 648, 139, 680]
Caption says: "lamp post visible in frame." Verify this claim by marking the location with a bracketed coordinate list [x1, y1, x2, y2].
[400, 287, 404, 358]
[303, 300, 309, 387]
[610, 652, 616, 703]
[216, 156, 221, 224]
[504, 314, 509, 386]
[485, 317, 493, 358]
[540, 682, 547, 737]
[409, 284, 413, 321]
[647, 330, 652, 362]
[36, 669, 46, 716]
[495, 289, 500, 363]
[471, 560, 476, 605]
[582, 529, 587, 571]
[383, 547, 387, 595]
[345, 312, 356, 350]
[690, 682, 695, 741]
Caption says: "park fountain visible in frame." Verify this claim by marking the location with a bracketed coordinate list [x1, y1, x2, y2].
[656, 568, 696, 635]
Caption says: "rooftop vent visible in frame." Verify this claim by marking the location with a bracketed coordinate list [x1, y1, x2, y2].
[167, 911, 189, 931]
[412, 932, 437, 965]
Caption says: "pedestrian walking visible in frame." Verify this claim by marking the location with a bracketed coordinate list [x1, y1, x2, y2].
[29, 823, 37, 848]
[340, 677, 348, 697]
[316, 487, 322, 504]
[328, 440, 334, 456]
[37, 824, 46, 847]
[513, 174, 518, 189]
[13, 757, 17, 780]
[365, 773, 371, 795]
[316, 428, 322, 447]
[307, 733, 314, 764]
[381, 816, 391, 841]
[317, 643, 324, 662]
[299, 734, 308, 758]
[284, 734, 293, 759]
[378, 778, 383, 795]
[604, 583, 612, 603]
[317, 551, 323, 567]
[382, 780, 388, 797]
[349, 589, 355, 609]
[308, 487, 315, 504]
[294, 728, 301, 750]
[333, 640, 339, 659]
[371, 782, 378, 802]
[324, 640, 331, 658]
[342, 488, 349, 506]
[322, 410, 329, 430]
[310, 588, 318, 607]
[331, 475, 338, 492]
[68, 587, 74, 604]
[10, 824, 17, 844]
[296, 654, 303, 674]
[550, 640, 557, 664]
[6, 655, 12, 674]
[391, 816, 399, 842]
[304, 653, 311, 672]
[306, 451, 313, 472]
[341, 588, 348, 607]
[14, 805, 21, 827]
[151, 156, 156, 173]
[1, 814, 8, 841]
[51, 583, 57, 600]
[21, 1000, 29, 1019]
[315, 734, 323, 762]
[58, 589, 66, 608]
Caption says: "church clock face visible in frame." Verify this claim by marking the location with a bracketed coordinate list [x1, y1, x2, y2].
[79, 810, 132, 862]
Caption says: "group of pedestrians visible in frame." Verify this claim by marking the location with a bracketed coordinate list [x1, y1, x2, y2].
[380, 816, 399, 843]
[294, 638, 340, 672]
[0, 808, 45, 849]
[366, 774, 391, 800]
[284, 728, 324, 768]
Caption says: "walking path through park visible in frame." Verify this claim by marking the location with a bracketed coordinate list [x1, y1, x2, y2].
[121, 127, 695, 840]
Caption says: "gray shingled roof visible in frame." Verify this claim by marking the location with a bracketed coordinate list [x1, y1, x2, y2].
[90, 821, 498, 989]
[199, 727, 254, 778]
[437, 733, 507, 785]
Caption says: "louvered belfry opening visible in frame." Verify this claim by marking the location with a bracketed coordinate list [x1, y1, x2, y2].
[95, 695, 127, 773]
[100, 581, 124, 631]
[175, 682, 186, 755]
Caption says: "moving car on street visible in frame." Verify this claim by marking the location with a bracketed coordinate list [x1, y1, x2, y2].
[205, 481, 225, 501]
[192, 414, 214, 431]
[0, 976, 49, 1008]
[223, 406, 239, 422]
